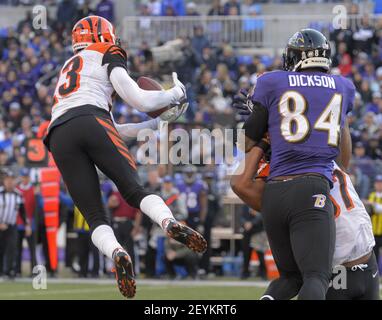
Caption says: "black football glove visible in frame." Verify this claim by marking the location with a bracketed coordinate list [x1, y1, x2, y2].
[232, 89, 253, 116]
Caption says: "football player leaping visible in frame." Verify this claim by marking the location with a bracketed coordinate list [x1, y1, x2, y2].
[44, 15, 206, 298]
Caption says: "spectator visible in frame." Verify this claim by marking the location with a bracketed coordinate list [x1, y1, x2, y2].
[227, 5, 239, 16]
[78, 0, 95, 19]
[201, 47, 218, 70]
[161, 0, 185, 16]
[332, 42, 352, 76]
[352, 14, 377, 56]
[96, 0, 114, 23]
[240, 207, 267, 280]
[16, 10, 33, 33]
[186, 2, 199, 16]
[191, 25, 210, 59]
[351, 92, 366, 120]
[163, 5, 177, 17]
[174, 38, 202, 85]
[7, 102, 23, 133]
[218, 45, 238, 73]
[359, 112, 379, 137]
[165, 236, 199, 279]
[143, 168, 162, 277]
[15, 168, 37, 276]
[368, 175, 382, 272]
[139, 4, 153, 30]
[73, 207, 100, 278]
[208, 0, 224, 16]
[366, 135, 382, 160]
[224, 0, 241, 15]
[176, 165, 207, 230]
[199, 171, 220, 277]
[56, 0, 78, 31]
[353, 141, 376, 179]
[108, 189, 141, 266]
[0, 150, 12, 167]
[161, 175, 187, 222]
[348, 163, 370, 200]
[148, 0, 161, 16]
[196, 68, 213, 96]
[366, 91, 382, 114]
[161, 175, 197, 280]
[242, 5, 264, 45]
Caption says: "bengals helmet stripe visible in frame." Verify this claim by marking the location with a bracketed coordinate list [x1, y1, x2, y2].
[97, 16, 102, 42]
[84, 17, 96, 43]
[72, 15, 117, 53]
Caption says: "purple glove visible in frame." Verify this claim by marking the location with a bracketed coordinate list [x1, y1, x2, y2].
[232, 89, 253, 116]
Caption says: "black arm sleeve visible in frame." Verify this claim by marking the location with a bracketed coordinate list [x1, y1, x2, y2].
[102, 45, 128, 78]
[242, 102, 269, 143]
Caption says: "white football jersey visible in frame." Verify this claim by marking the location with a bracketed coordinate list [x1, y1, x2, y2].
[331, 162, 375, 266]
[257, 160, 375, 266]
[50, 42, 126, 126]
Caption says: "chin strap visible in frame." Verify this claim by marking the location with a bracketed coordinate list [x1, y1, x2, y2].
[292, 60, 303, 71]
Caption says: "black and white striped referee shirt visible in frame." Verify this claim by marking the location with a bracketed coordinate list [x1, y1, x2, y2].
[0, 186, 25, 225]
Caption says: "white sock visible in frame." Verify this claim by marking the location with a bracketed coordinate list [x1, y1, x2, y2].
[91, 224, 123, 260]
[140, 194, 175, 229]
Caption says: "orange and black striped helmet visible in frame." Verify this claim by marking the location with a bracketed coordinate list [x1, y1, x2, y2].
[72, 15, 118, 53]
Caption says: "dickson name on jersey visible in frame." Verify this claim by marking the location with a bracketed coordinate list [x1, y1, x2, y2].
[288, 74, 336, 89]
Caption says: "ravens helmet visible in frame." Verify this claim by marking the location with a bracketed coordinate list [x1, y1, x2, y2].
[283, 28, 331, 72]
[183, 165, 197, 184]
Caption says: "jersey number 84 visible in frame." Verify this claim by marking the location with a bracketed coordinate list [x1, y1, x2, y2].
[279, 91, 342, 147]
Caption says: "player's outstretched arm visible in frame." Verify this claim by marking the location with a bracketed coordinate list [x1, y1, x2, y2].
[112, 100, 188, 140]
[230, 146, 265, 211]
[110, 67, 186, 113]
[114, 118, 160, 140]
[336, 118, 352, 170]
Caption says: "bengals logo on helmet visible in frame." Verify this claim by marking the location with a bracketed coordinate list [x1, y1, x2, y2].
[72, 15, 118, 53]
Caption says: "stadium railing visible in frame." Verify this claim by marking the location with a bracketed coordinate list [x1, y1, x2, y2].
[120, 14, 382, 49]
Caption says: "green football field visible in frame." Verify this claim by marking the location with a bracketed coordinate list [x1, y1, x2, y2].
[0, 279, 267, 300]
[1, 279, 381, 300]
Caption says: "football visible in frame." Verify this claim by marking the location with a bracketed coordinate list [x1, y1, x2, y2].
[137, 76, 170, 118]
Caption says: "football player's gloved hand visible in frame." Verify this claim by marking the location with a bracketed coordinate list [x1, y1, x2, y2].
[232, 89, 253, 116]
[159, 101, 189, 122]
[172, 72, 187, 102]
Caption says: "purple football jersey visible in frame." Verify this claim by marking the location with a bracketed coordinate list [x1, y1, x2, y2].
[251, 70, 355, 181]
[177, 180, 207, 213]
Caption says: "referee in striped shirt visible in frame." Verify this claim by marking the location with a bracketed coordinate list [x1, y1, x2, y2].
[0, 170, 30, 278]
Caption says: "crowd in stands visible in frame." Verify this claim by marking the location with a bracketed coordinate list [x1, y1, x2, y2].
[1, 1, 382, 278]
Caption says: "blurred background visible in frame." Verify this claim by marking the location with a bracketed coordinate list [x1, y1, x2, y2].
[0, 0, 382, 286]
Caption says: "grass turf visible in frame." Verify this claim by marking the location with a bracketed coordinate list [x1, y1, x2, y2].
[1, 280, 381, 300]
[0, 282, 266, 300]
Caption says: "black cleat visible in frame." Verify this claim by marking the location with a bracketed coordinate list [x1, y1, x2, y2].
[112, 249, 136, 298]
[164, 219, 207, 253]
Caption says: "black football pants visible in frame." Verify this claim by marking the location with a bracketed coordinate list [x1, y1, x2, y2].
[261, 175, 335, 300]
[326, 252, 380, 300]
[49, 114, 150, 233]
